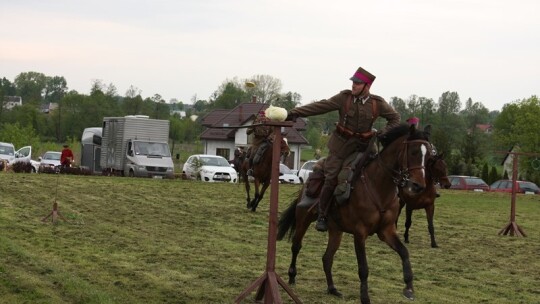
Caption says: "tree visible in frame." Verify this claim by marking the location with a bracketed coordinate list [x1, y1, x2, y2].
[44, 76, 68, 104]
[273, 91, 301, 110]
[481, 163, 489, 183]
[0, 77, 17, 123]
[437, 91, 461, 118]
[248, 74, 283, 103]
[489, 166, 499, 184]
[390, 97, 408, 119]
[210, 82, 246, 109]
[14, 71, 47, 106]
[493, 96, 540, 179]
[461, 98, 489, 129]
[0, 122, 40, 149]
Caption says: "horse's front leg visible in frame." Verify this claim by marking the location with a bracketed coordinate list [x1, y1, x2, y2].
[322, 230, 344, 298]
[425, 204, 438, 248]
[288, 206, 316, 285]
[378, 228, 414, 301]
[250, 181, 269, 212]
[353, 234, 371, 304]
[404, 207, 413, 243]
[244, 177, 252, 209]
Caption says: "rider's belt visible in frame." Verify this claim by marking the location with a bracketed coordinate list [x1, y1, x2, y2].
[336, 124, 374, 140]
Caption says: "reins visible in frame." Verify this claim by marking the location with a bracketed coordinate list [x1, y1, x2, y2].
[358, 135, 432, 213]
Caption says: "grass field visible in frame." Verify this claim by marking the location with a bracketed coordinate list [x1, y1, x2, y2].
[1, 173, 539, 304]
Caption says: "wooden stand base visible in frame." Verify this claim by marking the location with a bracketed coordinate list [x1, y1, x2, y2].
[234, 271, 301, 303]
[42, 202, 67, 223]
[498, 221, 526, 237]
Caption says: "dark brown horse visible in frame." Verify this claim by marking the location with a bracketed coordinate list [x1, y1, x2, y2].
[240, 136, 290, 212]
[231, 147, 247, 183]
[398, 152, 451, 248]
[277, 124, 433, 304]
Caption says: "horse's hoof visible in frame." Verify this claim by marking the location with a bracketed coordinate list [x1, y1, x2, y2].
[431, 243, 439, 248]
[327, 287, 342, 298]
[403, 288, 414, 300]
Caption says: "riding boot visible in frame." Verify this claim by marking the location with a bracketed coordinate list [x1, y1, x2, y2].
[247, 157, 254, 176]
[315, 185, 334, 232]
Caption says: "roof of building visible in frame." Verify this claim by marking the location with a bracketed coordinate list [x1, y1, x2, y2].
[199, 102, 308, 144]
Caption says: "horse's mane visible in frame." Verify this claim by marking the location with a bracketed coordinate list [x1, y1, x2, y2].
[378, 123, 431, 149]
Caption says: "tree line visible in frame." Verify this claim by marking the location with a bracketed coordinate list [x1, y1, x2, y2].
[1, 71, 539, 184]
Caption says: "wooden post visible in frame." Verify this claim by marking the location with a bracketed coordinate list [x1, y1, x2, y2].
[496, 151, 540, 237]
[42, 201, 67, 223]
[235, 121, 301, 304]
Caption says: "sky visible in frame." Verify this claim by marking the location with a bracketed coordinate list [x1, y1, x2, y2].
[1, 0, 539, 112]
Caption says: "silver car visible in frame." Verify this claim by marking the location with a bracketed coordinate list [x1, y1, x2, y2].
[39, 151, 62, 173]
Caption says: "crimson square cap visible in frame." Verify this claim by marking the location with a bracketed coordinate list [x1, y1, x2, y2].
[350, 67, 376, 84]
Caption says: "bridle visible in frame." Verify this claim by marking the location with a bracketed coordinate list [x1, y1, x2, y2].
[391, 138, 434, 188]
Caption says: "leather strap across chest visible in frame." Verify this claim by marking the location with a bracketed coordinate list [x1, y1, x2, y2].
[337, 95, 379, 138]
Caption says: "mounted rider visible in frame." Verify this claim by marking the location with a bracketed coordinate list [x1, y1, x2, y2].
[285, 66, 401, 232]
[246, 110, 272, 176]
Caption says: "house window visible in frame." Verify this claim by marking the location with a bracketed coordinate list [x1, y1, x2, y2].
[216, 148, 230, 160]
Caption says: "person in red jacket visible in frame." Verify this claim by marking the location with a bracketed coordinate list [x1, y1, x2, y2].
[60, 144, 74, 169]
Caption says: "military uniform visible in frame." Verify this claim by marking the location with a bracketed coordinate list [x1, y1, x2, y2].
[287, 67, 400, 231]
[246, 111, 272, 174]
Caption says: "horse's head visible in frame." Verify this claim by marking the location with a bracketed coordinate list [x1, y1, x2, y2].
[428, 152, 451, 189]
[380, 124, 434, 195]
[280, 137, 291, 156]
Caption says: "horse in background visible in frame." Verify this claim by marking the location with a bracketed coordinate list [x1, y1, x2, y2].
[240, 135, 290, 212]
[230, 147, 247, 183]
[277, 124, 433, 303]
[398, 152, 451, 248]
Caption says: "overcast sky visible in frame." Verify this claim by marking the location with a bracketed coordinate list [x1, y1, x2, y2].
[1, 0, 539, 112]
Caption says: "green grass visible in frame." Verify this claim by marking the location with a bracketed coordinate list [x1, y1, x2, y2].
[1, 173, 539, 303]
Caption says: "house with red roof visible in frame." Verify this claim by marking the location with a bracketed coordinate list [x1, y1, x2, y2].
[199, 102, 309, 171]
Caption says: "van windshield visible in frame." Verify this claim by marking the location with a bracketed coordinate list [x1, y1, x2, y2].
[0, 145, 14, 156]
[134, 142, 171, 157]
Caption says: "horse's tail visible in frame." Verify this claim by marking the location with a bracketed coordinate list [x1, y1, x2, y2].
[277, 193, 300, 241]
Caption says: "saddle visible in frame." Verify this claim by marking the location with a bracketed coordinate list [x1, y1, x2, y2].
[253, 140, 270, 165]
[300, 136, 377, 207]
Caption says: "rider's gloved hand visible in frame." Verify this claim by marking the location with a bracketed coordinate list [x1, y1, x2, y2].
[285, 113, 298, 122]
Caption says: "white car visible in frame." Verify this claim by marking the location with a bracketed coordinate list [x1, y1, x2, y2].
[183, 154, 238, 183]
[279, 163, 301, 184]
[0, 142, 15, 163]
[297, 160, 318, 183]
[39, 151, 62, 173]
[0, 143, 40, 173]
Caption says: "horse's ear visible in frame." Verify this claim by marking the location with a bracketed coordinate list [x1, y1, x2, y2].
[409, 124, 417, 134]
[423, 124, 432, 138]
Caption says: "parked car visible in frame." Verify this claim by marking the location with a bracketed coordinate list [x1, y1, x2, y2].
[39, 151, 62, 173]
[182, 154, 238, 183]
[0, 142, 15, 163]
[279, 163, 301, 184]
[297, 160, 317, 183]
[0, 143, 39, 173]
[490, 180, 540, 195]
[448, 175, 490, 192]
